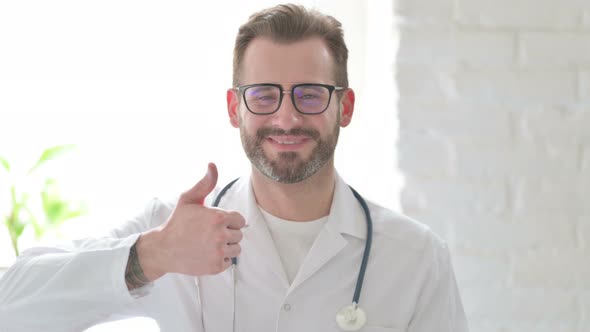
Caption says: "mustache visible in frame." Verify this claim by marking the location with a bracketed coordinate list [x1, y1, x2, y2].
[256, 127, 320, 140]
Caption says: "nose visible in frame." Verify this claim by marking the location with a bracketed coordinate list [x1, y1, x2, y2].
[271, 91, 303, 128]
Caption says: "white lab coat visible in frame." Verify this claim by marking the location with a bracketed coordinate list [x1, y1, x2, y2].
[0, 173, 468, 332]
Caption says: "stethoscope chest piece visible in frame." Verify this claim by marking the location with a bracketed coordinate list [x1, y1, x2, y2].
[213, 180, 373, 332]
[336, 303, 367, 331]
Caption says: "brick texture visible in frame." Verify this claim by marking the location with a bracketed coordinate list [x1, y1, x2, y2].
[395, 0, 590, 330]
[581, 70, 590, 101]
[520, 32, 590, 66]
[454, 0, 590, 29]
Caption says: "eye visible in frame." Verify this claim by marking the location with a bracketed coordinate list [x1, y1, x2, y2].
[245, 86, 280, 105]
[299, 93, 321, 100]
[295, 86, 327, 99]
[257, 94, 277, 101]
[294, 85, 329, 106]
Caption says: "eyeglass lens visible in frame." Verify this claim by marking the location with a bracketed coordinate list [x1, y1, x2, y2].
[244, 84, 331, 114]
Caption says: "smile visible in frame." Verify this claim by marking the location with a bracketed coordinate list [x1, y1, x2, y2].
[265, 136, 311, 150]
[267, 136, 309, 144]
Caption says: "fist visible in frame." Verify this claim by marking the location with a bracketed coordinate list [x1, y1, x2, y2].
[142, 163, 246, 279]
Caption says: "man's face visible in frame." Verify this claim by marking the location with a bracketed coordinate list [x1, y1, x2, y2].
[227, 37, 354, 184]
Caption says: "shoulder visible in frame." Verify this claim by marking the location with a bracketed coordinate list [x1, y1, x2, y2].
[367, 201, 453, 282]
[367, 200, 447, 254]
[141, 196, 177, 228]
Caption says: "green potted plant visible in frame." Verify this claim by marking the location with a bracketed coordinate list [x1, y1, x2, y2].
[0, 145, 87, 259]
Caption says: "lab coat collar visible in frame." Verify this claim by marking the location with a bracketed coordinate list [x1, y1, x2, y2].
[289, 172, 368, 290]
[225, 174, 291, 286]
[326, 172, 368, 240]
[232, 171, 368, 240]
[225, 171, 368, 291]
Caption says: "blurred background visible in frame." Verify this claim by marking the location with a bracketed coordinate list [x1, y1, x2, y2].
[1, 0, 589, 331]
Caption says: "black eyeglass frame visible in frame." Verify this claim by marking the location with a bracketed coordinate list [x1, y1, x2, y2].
[235, 83, 346, 115]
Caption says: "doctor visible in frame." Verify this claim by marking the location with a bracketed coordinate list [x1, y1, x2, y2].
[0, 4, 468, 332]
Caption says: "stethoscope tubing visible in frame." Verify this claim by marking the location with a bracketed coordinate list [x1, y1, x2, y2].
[210, 178, 373, 331]
[347, 186, 372, 305]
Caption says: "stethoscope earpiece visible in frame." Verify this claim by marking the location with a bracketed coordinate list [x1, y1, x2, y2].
[336, 303, 367, 331]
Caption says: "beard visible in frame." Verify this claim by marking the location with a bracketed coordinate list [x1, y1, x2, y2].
[240, 121, 339, 184]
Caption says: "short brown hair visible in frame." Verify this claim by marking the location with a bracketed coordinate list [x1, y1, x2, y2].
[232, 4, 349, 88]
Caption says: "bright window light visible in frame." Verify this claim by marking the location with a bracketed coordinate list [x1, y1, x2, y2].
[0, 0, 399, 271]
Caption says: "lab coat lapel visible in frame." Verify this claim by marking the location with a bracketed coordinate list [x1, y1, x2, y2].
[289, 224, 347, 291]
[289, 174, 367, 291]
[225, 175, 290, 288]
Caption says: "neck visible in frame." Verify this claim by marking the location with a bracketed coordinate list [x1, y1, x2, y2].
[250, 161, 336, 222]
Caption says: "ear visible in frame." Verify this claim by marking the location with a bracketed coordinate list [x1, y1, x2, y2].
[339, 88, 355, 128]
[227, 88, 240, 128]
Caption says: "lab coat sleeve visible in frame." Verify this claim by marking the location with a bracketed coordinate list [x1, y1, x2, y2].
[407, 237, 469, 332]
[0, 198, 165, 332]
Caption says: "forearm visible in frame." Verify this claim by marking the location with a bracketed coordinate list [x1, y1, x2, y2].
[0, 235, 142, 332]
[125, 229, 167, 290]
[125, 240, 151, 290]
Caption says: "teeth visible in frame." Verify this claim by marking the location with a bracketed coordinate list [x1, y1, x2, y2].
[268, 136, 306, 145]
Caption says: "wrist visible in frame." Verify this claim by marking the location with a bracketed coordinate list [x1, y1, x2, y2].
[136, 229, 167, 282]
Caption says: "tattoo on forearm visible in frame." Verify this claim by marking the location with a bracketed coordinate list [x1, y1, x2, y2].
[125, 241, 150, 290]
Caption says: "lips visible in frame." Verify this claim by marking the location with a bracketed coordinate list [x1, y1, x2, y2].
[256, 127, 320, 141]
[265, 135, 311, 151]
[267, 135, 309, 145]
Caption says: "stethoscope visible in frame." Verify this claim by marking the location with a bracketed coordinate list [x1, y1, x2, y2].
[208, 178, 373, 331]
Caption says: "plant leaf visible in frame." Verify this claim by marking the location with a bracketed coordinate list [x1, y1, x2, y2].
[56, 204, 87, 226]
[22, 206, 43, 239]
[41, 179, 87, 226]
[28, 144, 76, 174]
[13, 220, 27, 238]
[0, 156, 10, 172]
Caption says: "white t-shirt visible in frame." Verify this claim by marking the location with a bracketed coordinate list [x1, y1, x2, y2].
[259, 206, 328, 284]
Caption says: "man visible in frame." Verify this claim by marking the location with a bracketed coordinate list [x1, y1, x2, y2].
[0, 4, 467, 332]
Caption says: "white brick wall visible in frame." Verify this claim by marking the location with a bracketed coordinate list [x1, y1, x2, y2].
[520, 32, 590, 66]
[581, 70, 590, 100]
[394, 0, 590, 331]
[455, 0, 590, 28]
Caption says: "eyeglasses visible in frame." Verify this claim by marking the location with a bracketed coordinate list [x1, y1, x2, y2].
[235, 83, 346, 115]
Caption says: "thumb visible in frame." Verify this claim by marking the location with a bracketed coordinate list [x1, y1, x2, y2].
[179, 162, 218, 205]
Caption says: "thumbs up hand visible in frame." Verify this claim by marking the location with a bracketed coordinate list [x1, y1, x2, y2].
[178, 162, 219, 206]
[136, 163, 246, 281]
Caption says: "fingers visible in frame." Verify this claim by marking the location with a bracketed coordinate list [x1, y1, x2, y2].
[212, 248, 237, 274]
[219, 227, 243, 261]
[224, 243, 242, 259]
[209, 222, 244, 271]
[226, 228, 244, 244]
[225, 211, 246, 230]
[208, 258, 232, 274]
